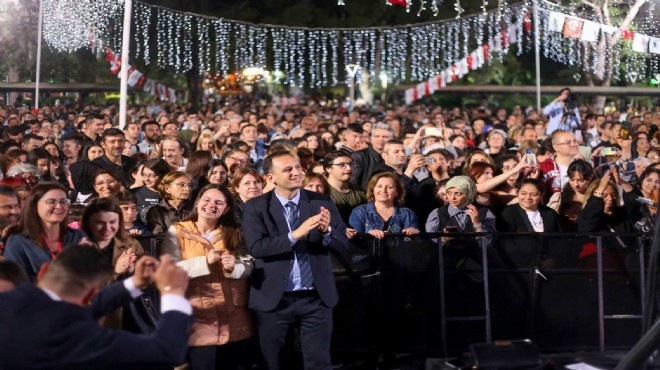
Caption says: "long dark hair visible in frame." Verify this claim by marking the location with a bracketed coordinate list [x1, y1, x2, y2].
[186, 184, 244, 253]
[81, 198, 128, 243]
[558, 159, 594, 216]
[6, 182, 70, 249]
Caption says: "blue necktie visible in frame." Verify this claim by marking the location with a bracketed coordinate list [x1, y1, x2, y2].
[286, 201, 314, 288]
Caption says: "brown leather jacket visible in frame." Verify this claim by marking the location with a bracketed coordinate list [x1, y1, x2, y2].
[169, 221, 254, 346]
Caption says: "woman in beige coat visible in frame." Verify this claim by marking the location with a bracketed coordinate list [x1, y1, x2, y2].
[161, 184, 257, 370]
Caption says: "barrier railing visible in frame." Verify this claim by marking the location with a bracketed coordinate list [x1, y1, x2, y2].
[133, 231, 652, 357]
[337, 231, 650, 357]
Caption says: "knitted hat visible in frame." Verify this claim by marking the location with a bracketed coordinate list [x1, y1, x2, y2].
[445, 175, 477, 204]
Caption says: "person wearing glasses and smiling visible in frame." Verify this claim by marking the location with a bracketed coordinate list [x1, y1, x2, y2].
[539, 130, 582, 198]
[4, 183, 89, 281]
[146, 171, 194, 234]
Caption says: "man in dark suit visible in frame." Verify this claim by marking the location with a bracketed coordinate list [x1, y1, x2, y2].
[0, 244, 192, 370]
[243, 151, 348, 370]
[350, 123, 393, 189]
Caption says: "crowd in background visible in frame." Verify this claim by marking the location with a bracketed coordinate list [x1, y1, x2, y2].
[0, 89, 658, 369]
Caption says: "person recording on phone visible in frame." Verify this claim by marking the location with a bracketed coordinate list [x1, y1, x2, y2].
[0, 245, 193, 370]
[544, 88, 582, 135]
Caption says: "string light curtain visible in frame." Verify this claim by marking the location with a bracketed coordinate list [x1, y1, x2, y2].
[42, 0, 657, 87]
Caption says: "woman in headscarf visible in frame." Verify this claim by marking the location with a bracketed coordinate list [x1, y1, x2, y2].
[425, 175, 496, 236]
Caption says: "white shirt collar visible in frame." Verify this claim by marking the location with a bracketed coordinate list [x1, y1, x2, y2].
[41, 288, 61, 301]
[274, 189, 300, 208]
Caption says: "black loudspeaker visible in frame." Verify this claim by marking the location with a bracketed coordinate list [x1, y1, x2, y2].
[469, 340, 541, 369]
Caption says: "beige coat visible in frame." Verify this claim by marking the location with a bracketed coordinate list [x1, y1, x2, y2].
[161, 220, 254, 346]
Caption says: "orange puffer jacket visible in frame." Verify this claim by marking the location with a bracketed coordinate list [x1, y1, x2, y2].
[173, 221, 254, 346]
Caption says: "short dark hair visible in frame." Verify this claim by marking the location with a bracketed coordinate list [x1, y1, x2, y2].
[41, 244, 112, 297]
[0, 185, 18, 199]
[141, 120, 159, 132]
[61, 133, 85, 147]
[0, 260, 29, 287]
[99, 128, 125, 142]
[23, 134, 44, 142]
[323, 151, 352, 171]
[263, 150, 297, 175]
[345, 123, 364, 134]
[113, 190, 138, 206]
[85, 113, 104, 124]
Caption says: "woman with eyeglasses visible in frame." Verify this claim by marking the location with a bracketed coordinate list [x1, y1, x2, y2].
[132, 158, 171, 224]
[93, 169, 123, 200]
[146, 171, 193, 234]
[161, 184, 257, 370]
[4, 183, 89, 281]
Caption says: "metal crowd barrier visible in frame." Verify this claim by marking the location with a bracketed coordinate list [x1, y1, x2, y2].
[132, 231, 653, 357]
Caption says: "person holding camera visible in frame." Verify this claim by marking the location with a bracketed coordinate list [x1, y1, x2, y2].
[544, 88, 582, 135]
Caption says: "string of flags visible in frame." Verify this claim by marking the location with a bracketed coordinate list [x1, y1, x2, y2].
[405, 28, 518, 105]
[405, 7, 659, 105]
[105, 49, 178, 103]
[545, 10, 659, 54]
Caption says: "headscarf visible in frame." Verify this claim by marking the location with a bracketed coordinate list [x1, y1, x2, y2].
[446, 175, 477, 206]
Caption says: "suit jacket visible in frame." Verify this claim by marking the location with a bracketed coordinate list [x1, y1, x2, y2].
[350, 145, 384, 190]
[0, 283, 191, 370]
[242, 189, 348, 311]
[496, 204, 562, 268]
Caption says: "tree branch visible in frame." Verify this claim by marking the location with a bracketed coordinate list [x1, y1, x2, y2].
[611, 0, 646, 45]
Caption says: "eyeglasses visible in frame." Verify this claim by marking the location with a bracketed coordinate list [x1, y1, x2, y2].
[227, 156, 248, 164]
[555, 139, 579, 146]
[43, 199, 70, 207]
[95, 180, 118, 186]
[331, 162, 353, 168]
[172, 182, 192, 189]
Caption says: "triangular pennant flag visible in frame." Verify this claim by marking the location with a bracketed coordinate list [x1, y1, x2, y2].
[620, 29, 634, 40]
[523, 12, 532, 33]
[458, 58, 469, 77]
[468, 52, 476, 70]
[135, 75, 147, 89]
[601, 24, 617, 35]
[508, 27, 517, 44]
[416, 82, 427, 98]
[632, 33, 650, 53]
[563, 17, 584, 38]
[451, 65, 458, 81]
[548, 11, 566, 33]
[109, 54, 121, 75]
[405, 88, 414, 105]
[483, 44, 489, 61]
[476, 46, 485, 66]
[413, 87, 419, 101]
[127, 67, 144, 87]
[428, 75, 439, 93]
[105, 49, 115, 63]
[650, 37, 660, 54]
[444, 68, 453, 84]
[580, 20, 600, 42]
[440, 73, 446, 87]
[142, 79, 155, 95]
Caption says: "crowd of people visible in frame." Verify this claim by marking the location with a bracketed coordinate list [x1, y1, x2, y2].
[0, 88, 658, 369]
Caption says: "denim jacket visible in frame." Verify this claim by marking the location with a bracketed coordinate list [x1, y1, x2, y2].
[349, 202, 418, 233]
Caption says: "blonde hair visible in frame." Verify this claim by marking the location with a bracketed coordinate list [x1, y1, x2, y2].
[196, 132, 216, 152]
[157, 171, 192, 200]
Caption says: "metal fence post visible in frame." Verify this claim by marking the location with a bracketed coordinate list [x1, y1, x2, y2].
[481, 235, 492, 344]
[438, 237, 448, 357]
[596, 235, 605, 352]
